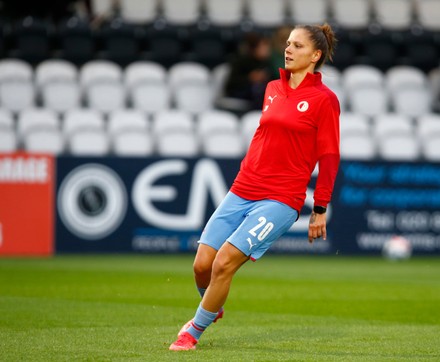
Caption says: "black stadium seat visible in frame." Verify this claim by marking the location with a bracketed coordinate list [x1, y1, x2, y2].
[58, 16, 96, 66]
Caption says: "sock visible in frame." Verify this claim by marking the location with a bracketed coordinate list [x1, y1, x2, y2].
[197, 287, 206, 298]
[186, 304, 217, 340]
[196, 286, 223, 319]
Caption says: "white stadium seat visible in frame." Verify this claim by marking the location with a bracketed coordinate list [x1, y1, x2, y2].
[112, 130, 155, 156]
[156, 130, 200, 157]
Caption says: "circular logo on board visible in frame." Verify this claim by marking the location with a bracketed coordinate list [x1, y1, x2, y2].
[57, 164, 127, 240]
[297, 101, 309, 112]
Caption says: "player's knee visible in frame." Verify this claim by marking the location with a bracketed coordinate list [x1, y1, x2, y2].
[193, 257, 212, 278]
[211, 253, 236, 278]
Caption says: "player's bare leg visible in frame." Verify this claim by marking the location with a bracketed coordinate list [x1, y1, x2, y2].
[193, 243, 217, 288]
[170, 242, 248, 350]
[201, 242, 249, 313]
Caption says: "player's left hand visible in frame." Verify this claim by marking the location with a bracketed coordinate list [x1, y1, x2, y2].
[308, 212, 327, 243]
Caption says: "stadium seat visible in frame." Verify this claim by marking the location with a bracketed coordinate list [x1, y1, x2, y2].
[416, 113, 440, 140]
[287, 0, 328, 24]
[247, 0, 287, 29]
[124, 61, 167, 86]
[339, 112, 371, 136]
[391, 86, 432, 118]
[373, 113, 413, 138]
[0, 59, 35, 113]
[362, 31, 400, 71]
[23, 129, 65, 155]
[80, 60, 125, 113]
[63, 108, 105, 135]
[107, 109, 149, 135]
[372, 0, 414, 30]
[0, 81, 35, 114]
[112, 130, 155, 156]
[130, 80, 171, 114]
[156, 130, 200, 157]
[421, 133, 440, 161]
[169, 62, 213, 114]
[90, 0, 115, 17]
[68, 129, 110, 156]
[343, 65, 387, 116]
[174, 82, 214, 115]
[124, 61, 171, 113]
[58, 16, 96, 66]
[386, 65, 432, 116]
[378, 133, 420, 161]
[119, 0, 158, 24]
[0, 128, 18, 152]
[330, 33, 358, 71]
[187, 26, 227, 68]
[98, 19, 142, 67]
[80, 60, 123, 87]
[385, 65, 428, 93]
[332, 0, 372, 29]
[415, 0, 440, 31]
[35, 59, 78, 88]
[87, 81, 126, 114]
[202, 131, 245, 158]
[197, 109, 240, 137]
[17, 108, 60, 138]
[161, 0, 202, 26]
[340, 133, 376, 160]
[41, 81, 81, 114]
[0, 109, 14, 130]
[35, 59, 81, 114]
[342, 65, 385, 92]
[204, 0, 245, 27]
[152, 110, 194, 135]
[168, 62, 211, 87]
[400, 31, 439, 72]
[12, 16, 52, 65]
[145, 26, 185, 68]
[348, 85, 389, 117]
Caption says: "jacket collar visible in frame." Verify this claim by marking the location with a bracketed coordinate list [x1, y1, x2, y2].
[279, 68, 322, 94]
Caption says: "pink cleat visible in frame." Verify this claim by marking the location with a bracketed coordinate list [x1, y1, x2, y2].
[213, 308, 224, 323]
[169, 331, 197, 351]
[177, 319, 193, 337]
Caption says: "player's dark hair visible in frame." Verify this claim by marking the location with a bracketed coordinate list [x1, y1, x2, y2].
[294, 23, 337, 69]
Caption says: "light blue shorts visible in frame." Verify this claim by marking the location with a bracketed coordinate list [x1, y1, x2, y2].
[199, 192, 298, 261]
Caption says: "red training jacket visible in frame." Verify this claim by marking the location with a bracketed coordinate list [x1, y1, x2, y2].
[230, 68, 340, 213]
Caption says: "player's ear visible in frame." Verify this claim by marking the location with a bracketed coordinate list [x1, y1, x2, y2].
[311, 50, 322, 64]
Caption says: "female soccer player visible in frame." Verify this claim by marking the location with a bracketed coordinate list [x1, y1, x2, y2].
[170, 23, 340, 351]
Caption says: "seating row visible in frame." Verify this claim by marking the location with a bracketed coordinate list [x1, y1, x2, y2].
[0, 59, 439, 117]
[1, 107, 440, 161]
[93, 0, 440, 31]
[2, 1, 440, 70]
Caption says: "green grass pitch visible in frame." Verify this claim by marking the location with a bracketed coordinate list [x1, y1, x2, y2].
[1, 255, 439, 361]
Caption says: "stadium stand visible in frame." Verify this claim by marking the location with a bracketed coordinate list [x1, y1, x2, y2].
[0, 0, 439, 159]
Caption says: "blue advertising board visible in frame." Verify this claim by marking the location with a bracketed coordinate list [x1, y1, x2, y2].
[331, 161, 440, 255]
[55, 157, 440, 255]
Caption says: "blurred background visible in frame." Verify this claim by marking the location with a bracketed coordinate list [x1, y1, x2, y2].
[0, 0, 439, 258]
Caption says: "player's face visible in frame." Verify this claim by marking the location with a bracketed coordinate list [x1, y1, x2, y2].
[284, 28, 322, 73]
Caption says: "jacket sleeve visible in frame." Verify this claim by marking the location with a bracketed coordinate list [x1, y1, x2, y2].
[314, 153, 340, 207]
[314, 94, 340, 207]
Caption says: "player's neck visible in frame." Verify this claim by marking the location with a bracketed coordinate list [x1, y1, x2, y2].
[288, 71, 308, 89]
